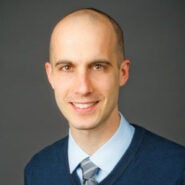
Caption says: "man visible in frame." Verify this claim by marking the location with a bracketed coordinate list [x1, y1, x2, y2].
[24, 8, 185, 185]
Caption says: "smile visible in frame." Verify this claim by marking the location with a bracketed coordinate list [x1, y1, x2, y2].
[70, 101, 99, 112]
[72, 102, 96, 109]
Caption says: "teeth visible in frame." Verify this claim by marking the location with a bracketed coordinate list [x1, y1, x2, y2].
[73, 103, 95, 109]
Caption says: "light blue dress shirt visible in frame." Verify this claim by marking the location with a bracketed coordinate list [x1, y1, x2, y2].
[68, 113, 135, 183]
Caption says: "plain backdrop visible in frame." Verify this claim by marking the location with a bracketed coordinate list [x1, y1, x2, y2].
[1, 1, 185, 185]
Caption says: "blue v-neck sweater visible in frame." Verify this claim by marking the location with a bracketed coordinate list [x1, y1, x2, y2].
[24, 125, 185, 185]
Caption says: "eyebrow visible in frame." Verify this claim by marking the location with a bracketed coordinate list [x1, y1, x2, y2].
[54, 59, 112, 67]
[90, 60, 112, 66]
[54, 60, 72, 67]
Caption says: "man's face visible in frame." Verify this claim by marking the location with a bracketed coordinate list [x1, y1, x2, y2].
[46, 17, 129, 133]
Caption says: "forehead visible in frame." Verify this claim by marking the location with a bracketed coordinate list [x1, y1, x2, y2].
[52, 10, 114, 37]
[50, 13, 117, 63]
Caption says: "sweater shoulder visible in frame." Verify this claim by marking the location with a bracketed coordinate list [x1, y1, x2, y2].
[25, 136, 68, 173]
[133, 124, 185, 162]
[137, 124, 185, 149]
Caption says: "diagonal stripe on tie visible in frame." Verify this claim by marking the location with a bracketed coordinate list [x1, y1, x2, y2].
[80, 157, 99, 185]
[81, 159, 92, 166]
[84, 166, 98, 176]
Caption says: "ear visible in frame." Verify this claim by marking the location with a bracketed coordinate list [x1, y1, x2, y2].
[45, 62, 54, 89]
[119, 59, 130, 87]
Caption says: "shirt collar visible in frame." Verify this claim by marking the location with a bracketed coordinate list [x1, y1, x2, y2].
[68, 113, 135, 174]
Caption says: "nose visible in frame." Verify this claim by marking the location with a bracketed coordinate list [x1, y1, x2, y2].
[74, 70, 93, 96]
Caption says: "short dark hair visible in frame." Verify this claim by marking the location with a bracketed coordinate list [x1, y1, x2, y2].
[84, 8, 125, 61]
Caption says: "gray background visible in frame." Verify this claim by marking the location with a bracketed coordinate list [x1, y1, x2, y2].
[1, 0, 185, 185]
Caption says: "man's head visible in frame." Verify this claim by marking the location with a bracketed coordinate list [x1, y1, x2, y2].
[45, 8, 130, 134]
[50, 8, 125, 66]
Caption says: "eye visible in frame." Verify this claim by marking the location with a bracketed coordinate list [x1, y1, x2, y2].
[93, 63, 104, 70]
[60, 65, 72, 72]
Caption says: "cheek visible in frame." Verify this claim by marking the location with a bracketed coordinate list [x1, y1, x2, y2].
[52, 77, 69, 103]
[53, 75, 73, 91]
[95, 74, 119, 96]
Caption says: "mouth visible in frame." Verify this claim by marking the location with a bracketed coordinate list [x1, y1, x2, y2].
[70, 101, 99, 113]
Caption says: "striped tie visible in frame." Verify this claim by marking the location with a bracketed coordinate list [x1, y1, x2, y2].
[80, 157, 99, 185]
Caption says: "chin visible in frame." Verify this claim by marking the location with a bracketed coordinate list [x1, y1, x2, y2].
[69, 120, 99, 131]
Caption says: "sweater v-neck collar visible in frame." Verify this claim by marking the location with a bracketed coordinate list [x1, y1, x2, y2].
[62, 125, 146, 185]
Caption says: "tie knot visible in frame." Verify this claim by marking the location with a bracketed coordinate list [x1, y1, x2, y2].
[80, 158, 99, 182]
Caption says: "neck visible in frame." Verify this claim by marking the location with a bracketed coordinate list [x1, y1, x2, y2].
[70, 112, 120, 155]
